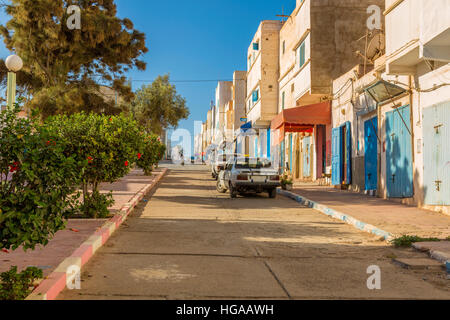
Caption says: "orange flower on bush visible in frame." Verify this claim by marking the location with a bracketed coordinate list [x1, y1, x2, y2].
[125, 161, 129, 167]
[137, 153, 142, 160]
[9, 161, 20, 173]
[46, 139, 56, 146]
[87, 156, 93, 164]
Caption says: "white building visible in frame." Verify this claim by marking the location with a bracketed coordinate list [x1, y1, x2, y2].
[245, 20, 282, 159]
[331, 0, 450, 214]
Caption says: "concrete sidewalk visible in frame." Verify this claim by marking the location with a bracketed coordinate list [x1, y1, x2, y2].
[280, 184, 450, 264]
[282, 185, 450, 265]
[0, 169, 162, 278]
[288, 185, 450, 239]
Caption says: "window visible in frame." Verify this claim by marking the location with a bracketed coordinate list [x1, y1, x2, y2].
[252, 89, 259, 103]
[282, 41, 286, 54]
[253, 41, 259, 51]
[282, 91, 285, 110]
[291, 83, 295, 93]
[298, 40, 306, 68]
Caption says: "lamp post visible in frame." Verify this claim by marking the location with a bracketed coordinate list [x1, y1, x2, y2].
[5, 54, 23, 110]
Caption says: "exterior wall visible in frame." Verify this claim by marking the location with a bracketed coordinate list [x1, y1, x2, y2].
[206, 110, 213, 145]
[99, 86, 124, 105]
[214, 81, 233, 144]
[279, 0, 311, 111]
[310, 0, 385, 97]
[384, 0, 450, 213]
[233, 71, 247, 134]
[385, 0, 450, 55]
[260, 22, 282, 123]
[332, 59, 450, 214]
[332, 63, 413, 196]
[278, 0, 384, 181]
[419, 0, 450, 46]
[385, 0, 420, 58]
[280, 0, 385, 110]
[245, 21, 281, 158]
[377, 85, 413, 203]
[202, 122, 207, 160]
[413, 62, 450, 214]
[246, 21, 282, 127]
[194, 133, 202, 160]
[385, 0, 450, 74]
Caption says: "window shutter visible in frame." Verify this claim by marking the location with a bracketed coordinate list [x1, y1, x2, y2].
[253, 42, 259, 51]
[299, 41, 306, 67]
[252, 90, 258, 102]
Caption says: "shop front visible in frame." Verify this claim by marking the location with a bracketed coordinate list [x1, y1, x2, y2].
[271, 101, 331, 181]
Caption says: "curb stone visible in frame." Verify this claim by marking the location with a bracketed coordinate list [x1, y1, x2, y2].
[26, 168, 168, 300]
[278, 189, 394, 241]
[279, 189, 450, 267]
[412, 242, 450, 265]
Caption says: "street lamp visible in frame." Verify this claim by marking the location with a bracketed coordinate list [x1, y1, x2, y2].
[5, 54, 23, 110]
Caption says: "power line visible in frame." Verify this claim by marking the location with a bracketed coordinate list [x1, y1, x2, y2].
[131, 79, 246, 83]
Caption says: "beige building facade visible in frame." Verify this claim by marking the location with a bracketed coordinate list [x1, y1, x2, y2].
[274, 0, 385, 181]
[245, 20, 282, 159]
[214, 81, 233, 147]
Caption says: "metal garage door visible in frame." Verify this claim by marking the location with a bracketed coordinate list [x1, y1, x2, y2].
[385, 105, 413, 198]
[423, 101, 450, 205]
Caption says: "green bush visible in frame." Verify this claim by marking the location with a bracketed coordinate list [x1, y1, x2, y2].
[390, 235, 441, 248]
[0, 106, 81, 251]
[0, 266, 43, 300]
[43, 113, 144, 218]
[137, 134, 166, 175]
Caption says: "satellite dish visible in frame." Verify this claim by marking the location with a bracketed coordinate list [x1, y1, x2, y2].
[366, 32, 385, 63]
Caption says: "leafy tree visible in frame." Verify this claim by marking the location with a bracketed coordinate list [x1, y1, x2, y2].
[0, 0, 148, 118]
[0, 105, 81, 251]
[137, 134, 166, 175]
[43, 112, 144, 218]
[0, 266, 43, 300]
[131, 74, 190, 135]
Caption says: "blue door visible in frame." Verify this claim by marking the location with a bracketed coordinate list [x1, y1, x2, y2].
[385, 105, 413, 198]
[303, 136, 312, 178]
[281, 140, 285, 171]
[364, 117, 378, 190]
[344, 122, 352, 184]
[423, 101, 450, 205]
[331, 127, 342, 185]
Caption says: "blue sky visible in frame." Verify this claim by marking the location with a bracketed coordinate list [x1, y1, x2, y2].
[1, 0, 296, 140]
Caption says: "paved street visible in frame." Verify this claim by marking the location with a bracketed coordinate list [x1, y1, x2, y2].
[59, 166, 450, 300]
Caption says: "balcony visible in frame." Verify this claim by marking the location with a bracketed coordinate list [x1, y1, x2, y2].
[385, 0, 450, 74]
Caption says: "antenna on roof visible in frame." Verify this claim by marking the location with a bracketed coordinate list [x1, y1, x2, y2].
[276, 6, 289, 23]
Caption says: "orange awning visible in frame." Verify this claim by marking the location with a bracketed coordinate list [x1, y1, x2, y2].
[271, 101, 331, 143]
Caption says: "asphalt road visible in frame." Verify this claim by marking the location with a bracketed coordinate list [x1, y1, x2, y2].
[59, 165, 450, 300]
